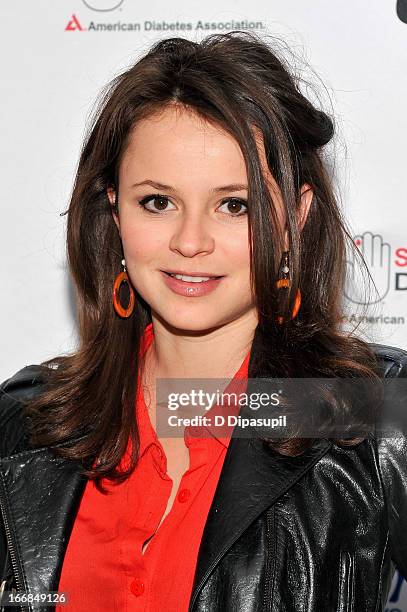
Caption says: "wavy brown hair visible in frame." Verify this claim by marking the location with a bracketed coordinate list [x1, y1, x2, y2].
[24, 31, 382, 493]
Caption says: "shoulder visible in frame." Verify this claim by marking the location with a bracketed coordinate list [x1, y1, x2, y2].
[366, 341, 407, 377]
[366, 343, 407, 452]
[0, 364, 51, 457]
[0, 364, 51, 400]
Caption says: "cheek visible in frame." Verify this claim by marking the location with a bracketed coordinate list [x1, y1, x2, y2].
[224, 230, 251, 267]
[120, 222, 165, 264]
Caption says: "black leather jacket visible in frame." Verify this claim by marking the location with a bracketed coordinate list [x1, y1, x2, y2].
[1, 341, 407, 612]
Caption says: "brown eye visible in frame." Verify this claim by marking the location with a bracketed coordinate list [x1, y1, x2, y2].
[138, 195, 175, 213]
[218, 198, 248, 216]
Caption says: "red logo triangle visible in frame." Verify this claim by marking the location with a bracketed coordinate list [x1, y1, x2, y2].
[65, 14, 86, 31]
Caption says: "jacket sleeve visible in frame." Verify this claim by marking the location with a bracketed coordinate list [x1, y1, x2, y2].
[374, 347, 407, 580]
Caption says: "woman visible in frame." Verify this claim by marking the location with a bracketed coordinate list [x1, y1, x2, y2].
[1, 30, 407, 612]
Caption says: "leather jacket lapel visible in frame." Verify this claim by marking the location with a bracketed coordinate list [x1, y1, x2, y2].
[189, 433, 333, 609]
[0, 446, 86, 598]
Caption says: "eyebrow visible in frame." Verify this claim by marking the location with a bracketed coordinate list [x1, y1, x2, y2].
[131, 179, 248, 193]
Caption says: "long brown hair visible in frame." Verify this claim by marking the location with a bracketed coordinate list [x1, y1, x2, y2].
[24, 31, 382, 493]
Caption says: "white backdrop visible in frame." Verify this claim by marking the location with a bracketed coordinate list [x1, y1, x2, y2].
[1, 1, 406, 608]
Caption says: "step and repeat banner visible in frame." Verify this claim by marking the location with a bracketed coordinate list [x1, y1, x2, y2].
[0, 1, 406, 609]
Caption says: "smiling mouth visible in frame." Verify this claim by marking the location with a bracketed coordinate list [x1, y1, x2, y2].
[162, 271, 223, 282]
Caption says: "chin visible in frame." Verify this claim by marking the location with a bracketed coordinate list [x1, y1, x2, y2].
[153, 309, 232, 335]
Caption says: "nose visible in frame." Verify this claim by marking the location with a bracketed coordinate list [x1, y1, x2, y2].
[168, 211, 216, 258]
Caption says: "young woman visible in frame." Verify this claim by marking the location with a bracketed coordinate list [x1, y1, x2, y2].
[1, 31, 407, 612]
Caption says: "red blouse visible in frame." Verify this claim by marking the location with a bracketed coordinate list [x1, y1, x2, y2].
[57, 323, 250, 611]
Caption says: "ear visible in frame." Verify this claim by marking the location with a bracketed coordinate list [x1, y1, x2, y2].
[298, 183, 313, 230]
[284, 183, 314, 250]
[107, 186, 121, 235]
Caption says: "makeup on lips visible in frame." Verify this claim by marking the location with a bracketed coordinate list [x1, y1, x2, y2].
[160, 270, 225, 297]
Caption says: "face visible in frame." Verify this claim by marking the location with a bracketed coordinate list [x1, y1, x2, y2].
[108, 104, 312, 332]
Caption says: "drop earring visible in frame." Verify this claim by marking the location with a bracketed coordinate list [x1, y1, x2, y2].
[275, 250, 301, 325]
[113, 258, 136, 318]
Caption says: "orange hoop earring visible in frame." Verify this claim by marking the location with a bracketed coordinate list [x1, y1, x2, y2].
[113, 258, 136, 318]
[275, 251, 302, 325]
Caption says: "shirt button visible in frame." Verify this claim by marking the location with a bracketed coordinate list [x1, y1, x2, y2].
[178, 488, 191, 503]
[130, 577, 145, 596]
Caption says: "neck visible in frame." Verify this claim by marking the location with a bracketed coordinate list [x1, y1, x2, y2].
[142, 310, 258, 384]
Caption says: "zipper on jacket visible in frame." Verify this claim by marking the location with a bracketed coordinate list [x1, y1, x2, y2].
[0, 472, 29, 612]
[262, 505, 276, 612]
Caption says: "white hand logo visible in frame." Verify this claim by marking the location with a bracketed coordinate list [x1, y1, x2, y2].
[345, 231, 391, 305]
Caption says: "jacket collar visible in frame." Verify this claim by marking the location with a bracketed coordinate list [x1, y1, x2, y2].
[0, 324, 333, 606]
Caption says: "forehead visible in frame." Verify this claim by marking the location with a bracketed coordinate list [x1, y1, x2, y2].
[119, 104, 280, 198]
[123, 105, 243, 161]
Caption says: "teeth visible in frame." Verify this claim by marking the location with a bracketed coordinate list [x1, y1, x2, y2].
[170, 274, 215, 282]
